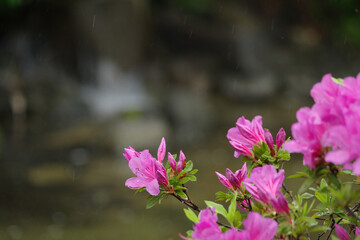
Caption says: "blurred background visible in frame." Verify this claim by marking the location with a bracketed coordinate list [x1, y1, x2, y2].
[0, 0, 359, 239]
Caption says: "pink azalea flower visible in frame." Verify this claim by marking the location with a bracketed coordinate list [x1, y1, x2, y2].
[335, 224, 350, 240]
[124, 139, 169, 196]
[227, 116, 265, 158]
[356, 226, 360, 237]
[215, 163, 247, 190]
[168, 150, 186, 173]
[322, 106, 360, 175]
[238, 212, 278, 240]
[191, 208, 223, 240]
[244, 165, 289, 214]
[283, 107, 327, 169]
[285, 72, 360, 173]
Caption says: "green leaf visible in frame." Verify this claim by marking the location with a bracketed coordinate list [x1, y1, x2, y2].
[299, 179, 314, 194]
[189, 169, 198, 175]
[233, 211, 242, 228]
[185, 230, 194, 238]
[301, 193, 314, 200]
[135, 187, 146, 194]
[146, 194, 164, 209]
[184, 208, 199, 223]
[175, 190, 188, 200]
[227, 192, 237, 225]
[320, 178, 328, 189]
[288, 171, 308, 179]
[188, 175, 197, 182]
[205, 201, 228, 218]
[308, 225, 330, 232]
[331, 77, 344, 86]
[328, 174, 341, 189]
[315, 191, 327, 203]
[183, 161, 193, 172]
[178, 177, 190, 185]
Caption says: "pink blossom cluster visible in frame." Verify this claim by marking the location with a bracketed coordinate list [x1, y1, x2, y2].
[283, 73, 360, 174]
[124, 138, 169, 196]
[216, 164, 289, 214]
[181, 208, 277, 240]
[227, 115, 286, 159]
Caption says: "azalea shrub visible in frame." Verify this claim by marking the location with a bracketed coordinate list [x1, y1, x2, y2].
[123, 73, 360, 240]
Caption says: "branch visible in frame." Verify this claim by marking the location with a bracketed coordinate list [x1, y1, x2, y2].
[318, 201, 360, 240]
[282, 184, 294, 201]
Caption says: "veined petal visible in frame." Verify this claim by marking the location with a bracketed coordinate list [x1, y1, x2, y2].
[123, 146, 139, 162]
[215, 172, 232, 189]
[226, 168, 240, 188]
[235, 162, 247, 182]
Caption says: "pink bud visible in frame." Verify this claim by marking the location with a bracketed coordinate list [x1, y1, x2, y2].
[168, 152, 177, 171]
[157, 137, 166, 163]
[177, 150, 186, 172]
[215, 172, 232, 189]
[156, 170, 169, 186]
[226, 168, 240, 188]
[264, 129, 274, 151]
[123, 146, 139, 162]
[335, 224, 350, 240]
[355, 226, 360, 237]
[276, 128, 286, 150]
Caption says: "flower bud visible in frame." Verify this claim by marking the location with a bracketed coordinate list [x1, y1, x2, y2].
[157, 137, 166, 163]
[276, 128, 286, 150]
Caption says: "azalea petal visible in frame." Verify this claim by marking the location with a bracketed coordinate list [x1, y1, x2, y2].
[146, 179, 160, 196]
[123, 146, 139, 161]
[325, 150, 351, 165]
[235, 162, 247, 183]
[252, 115, 265, 142]
[125, 177, 147, 188]
[215, 172, 232, 189]
[243, 212, 278, 240]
